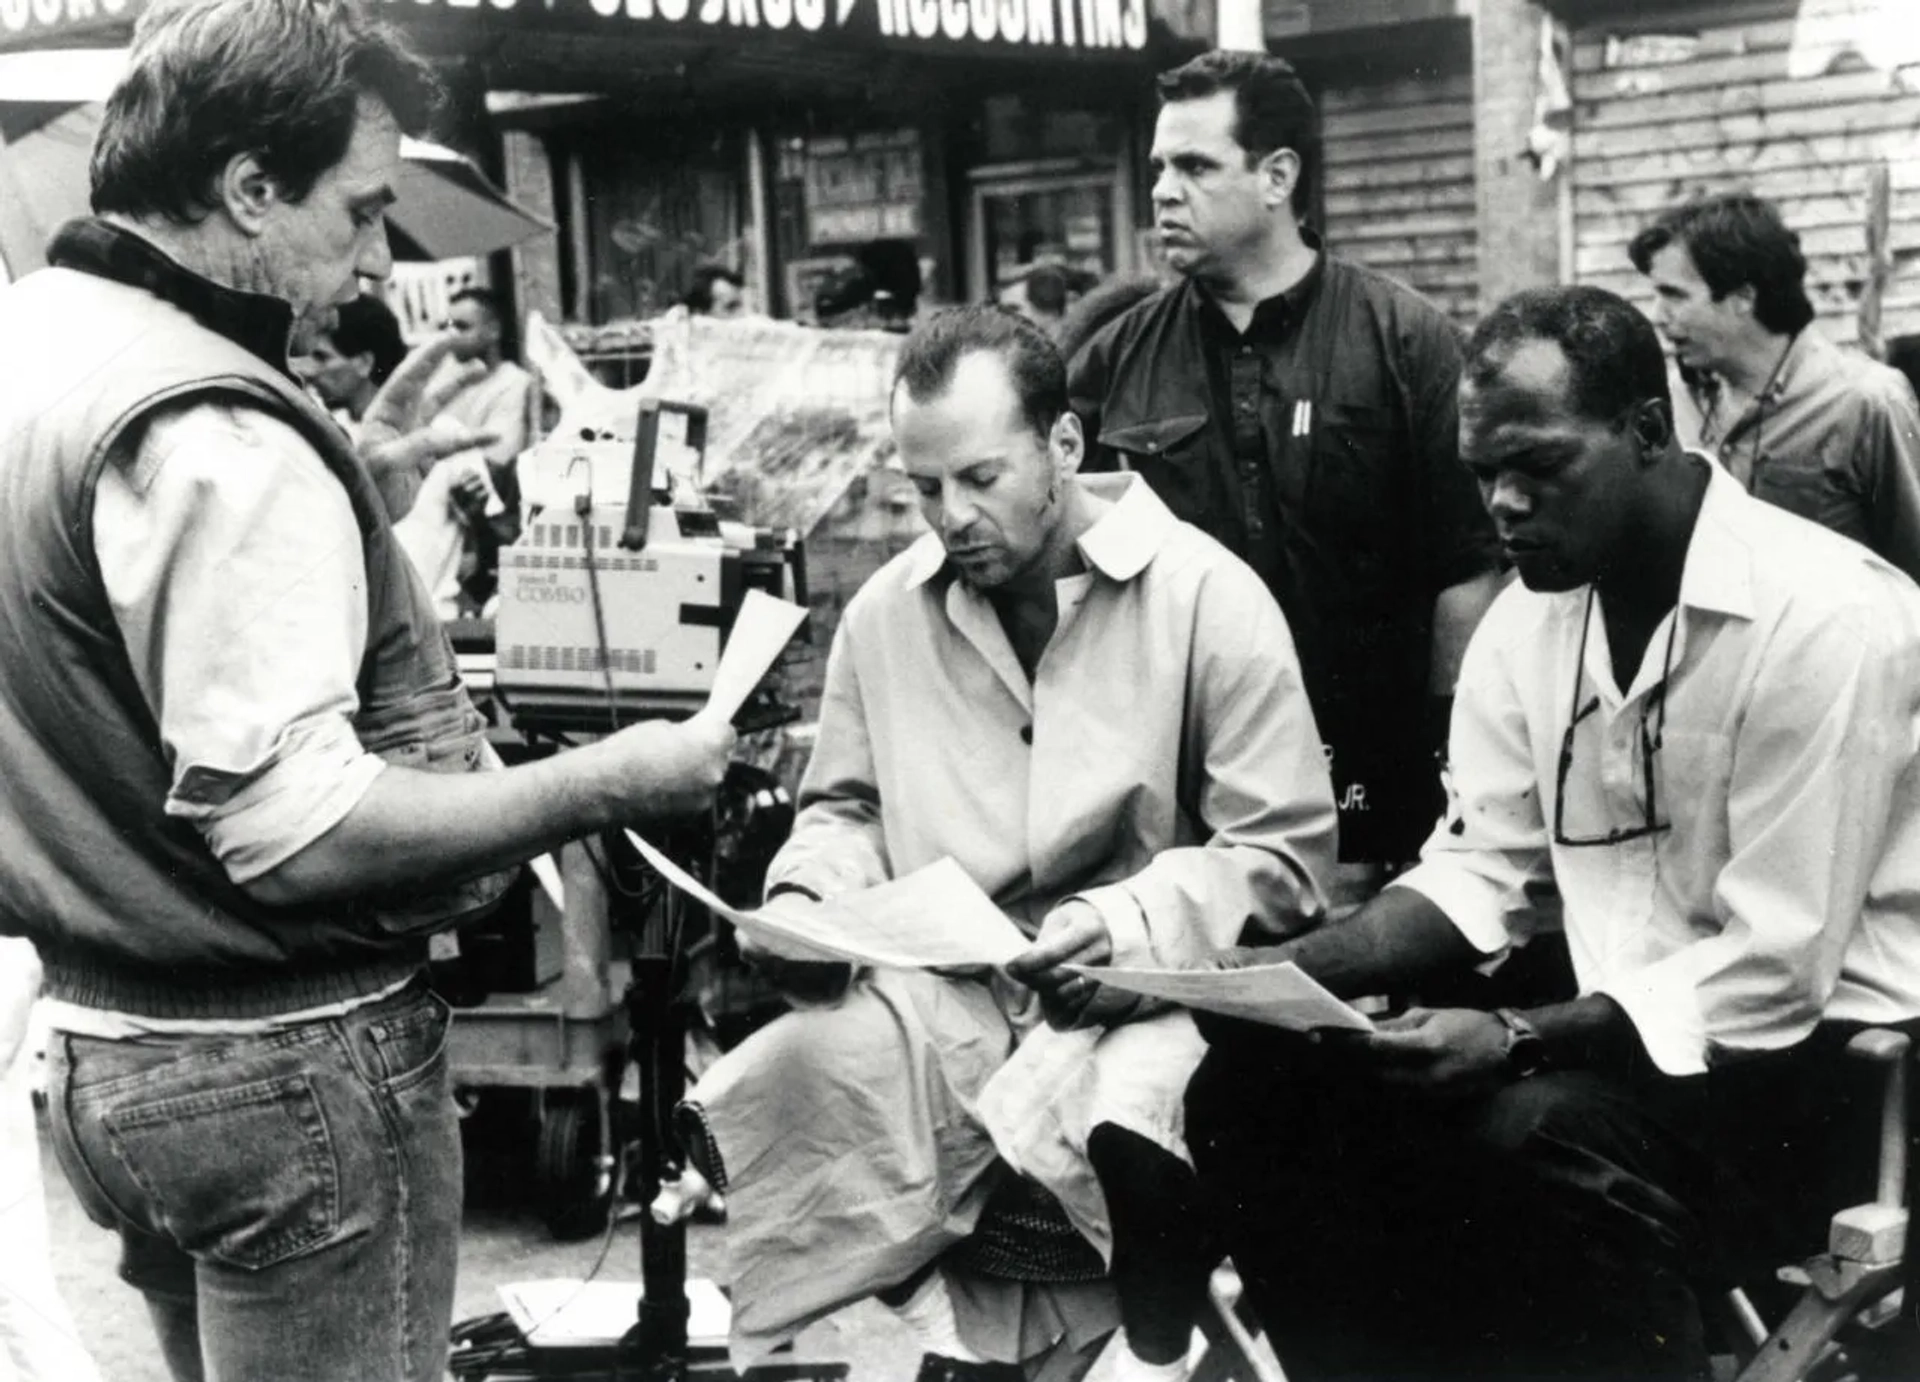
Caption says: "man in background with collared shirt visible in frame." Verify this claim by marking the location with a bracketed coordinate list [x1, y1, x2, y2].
[1632, 191, 1920, 582]
[1070, 49, 1503, 889]
[0, 4, 732, 1378]
[1184, 285, 1920, 1382]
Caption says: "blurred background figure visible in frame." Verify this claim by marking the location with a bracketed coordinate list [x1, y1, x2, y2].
[296, 294, 410, 430]
[685, 263, 748, 318]
[815, 239, 923, 332]
[0, 937, 105, 1382]
[997, 262, 1071, 335]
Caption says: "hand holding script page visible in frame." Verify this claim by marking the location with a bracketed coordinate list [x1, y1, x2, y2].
[694, 589, 810, 727]
[1069, 961, 1375, 1033]
[624, 830, 1030, 968]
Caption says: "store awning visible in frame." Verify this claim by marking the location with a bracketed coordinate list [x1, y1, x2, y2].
[0, 0, 1163, 59]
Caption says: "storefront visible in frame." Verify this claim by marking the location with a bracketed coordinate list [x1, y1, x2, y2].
[384, 0, 1182, 329]
[1545, 0, 1920, 354]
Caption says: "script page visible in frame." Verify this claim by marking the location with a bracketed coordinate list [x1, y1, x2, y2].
[625, 831, 1030, 968]
[1072, 960, 1374, 1033]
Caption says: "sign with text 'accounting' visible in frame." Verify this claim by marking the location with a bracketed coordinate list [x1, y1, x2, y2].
[0, 0, 1153, 56]
[380, 0, 1148, 53]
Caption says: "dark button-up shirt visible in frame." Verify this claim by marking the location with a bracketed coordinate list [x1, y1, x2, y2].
[1686, 328, 1920, 583]
[1069, 249, 1500, 863]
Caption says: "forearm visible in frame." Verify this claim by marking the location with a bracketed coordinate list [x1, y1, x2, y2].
[247, 742, 631, 906]
[1277, 885, 1482, 997]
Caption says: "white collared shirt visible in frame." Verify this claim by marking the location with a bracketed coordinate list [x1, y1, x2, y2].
[1396, 461, 1920, 1075]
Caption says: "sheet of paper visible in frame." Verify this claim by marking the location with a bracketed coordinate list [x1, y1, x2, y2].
[1070, 960, 1374, 1033]
[529, 852, 565, 913]
[499, 1276, 731, 1347]
[623, 829, 1029, 968]
[697, 589, 808, 726]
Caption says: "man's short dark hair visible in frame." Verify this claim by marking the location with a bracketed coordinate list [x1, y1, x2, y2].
[1157, 49, 1319, 218]
[92, 0, 441, 225]
[685, 263, 745, 313]
[1628, 193, 1816, 337]
[893, 305, 1067, 442]
[327, 294, 407, 385]
[1466, 286, 1672, 426]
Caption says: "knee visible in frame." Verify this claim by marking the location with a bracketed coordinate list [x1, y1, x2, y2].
[1465, 1071, 1613, 1166]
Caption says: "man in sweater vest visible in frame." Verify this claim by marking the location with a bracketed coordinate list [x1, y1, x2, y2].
[0, 4, 732, 1379]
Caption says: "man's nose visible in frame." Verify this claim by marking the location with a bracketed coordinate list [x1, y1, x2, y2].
[1151, 168, 1181, 208]
[358, 226, 394, 282]
[1485, 472, 1533, 522]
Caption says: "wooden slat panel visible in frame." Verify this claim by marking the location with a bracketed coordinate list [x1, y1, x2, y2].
[1326, 181, 1477, 219]
[1575, 66, 1916, 134]
[1322, 99, 1477, 139]
[1318, 58, 1475, 326]
[1571, 93, 1920, 167]
[1319, 70, 1473, 113]
[1325, 154, 1475, 193]
[1322, 125, 1477, 168]
[1573, 160, 1920, 219]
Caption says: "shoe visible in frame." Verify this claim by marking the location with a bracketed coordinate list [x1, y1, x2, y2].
[911, 1353, 1024, 1382]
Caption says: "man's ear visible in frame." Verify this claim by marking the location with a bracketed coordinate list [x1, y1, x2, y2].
[1723, 282, 1759, 324]
[1051, 410, 1086, 478]
[1258, 147, 1301, 212]
[218, 152, 280, 238]
[1631, 398, 1674, 459]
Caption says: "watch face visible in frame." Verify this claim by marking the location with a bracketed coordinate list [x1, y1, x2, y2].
[1509, 1034, 1548, 1077]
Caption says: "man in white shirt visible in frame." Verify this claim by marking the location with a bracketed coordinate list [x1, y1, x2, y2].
[1184, 284, 1920, 1382]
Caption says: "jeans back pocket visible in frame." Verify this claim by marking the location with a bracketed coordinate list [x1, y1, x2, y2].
[103, 1072, 342, 1271]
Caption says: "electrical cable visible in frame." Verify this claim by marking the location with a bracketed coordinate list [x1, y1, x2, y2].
[447, 1143, 630, 1378]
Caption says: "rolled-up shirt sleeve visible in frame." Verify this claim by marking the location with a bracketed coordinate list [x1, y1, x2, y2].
[1391, 606, 1554, 954]
[94, 400, 385, 884]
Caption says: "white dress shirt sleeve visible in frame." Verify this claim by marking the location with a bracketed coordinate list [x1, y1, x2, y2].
[1391, 602, 1556, 955]
[1604, 605, 1917, 1076]
[93, 400, 386, 885]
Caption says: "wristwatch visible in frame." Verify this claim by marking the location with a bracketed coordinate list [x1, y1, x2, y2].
[1492, 1007, 1550, 1078]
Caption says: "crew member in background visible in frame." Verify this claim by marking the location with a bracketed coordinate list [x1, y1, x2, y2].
[402, 286, 532, 614]
[677, 306, 1335, 1382]
[999, 263, 1071, 336]
[0, 4, 732, 1378]
[1071, 50, 1504, 896]
[1631, 191, 1920, 582]
[294, 293, 488, 521]
[685, 262, 748, 318]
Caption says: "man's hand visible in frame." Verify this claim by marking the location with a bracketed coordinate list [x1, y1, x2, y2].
[1358, 1007, 1513, 1098]
[1005, 900, 1136, 1030]
[602, 714, 735, 819]
[362, 425, 501, 480]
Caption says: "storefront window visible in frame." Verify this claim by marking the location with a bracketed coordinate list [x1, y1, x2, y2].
[980, 175, 1116, 291]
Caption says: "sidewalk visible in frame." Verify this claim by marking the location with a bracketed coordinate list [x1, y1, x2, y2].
[37, 1116, 920, 1382]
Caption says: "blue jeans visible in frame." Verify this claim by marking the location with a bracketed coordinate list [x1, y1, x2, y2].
[46, 979, 462, 1382]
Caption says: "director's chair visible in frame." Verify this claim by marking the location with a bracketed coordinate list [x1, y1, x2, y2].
[1727, 1029, 1915, 1382]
